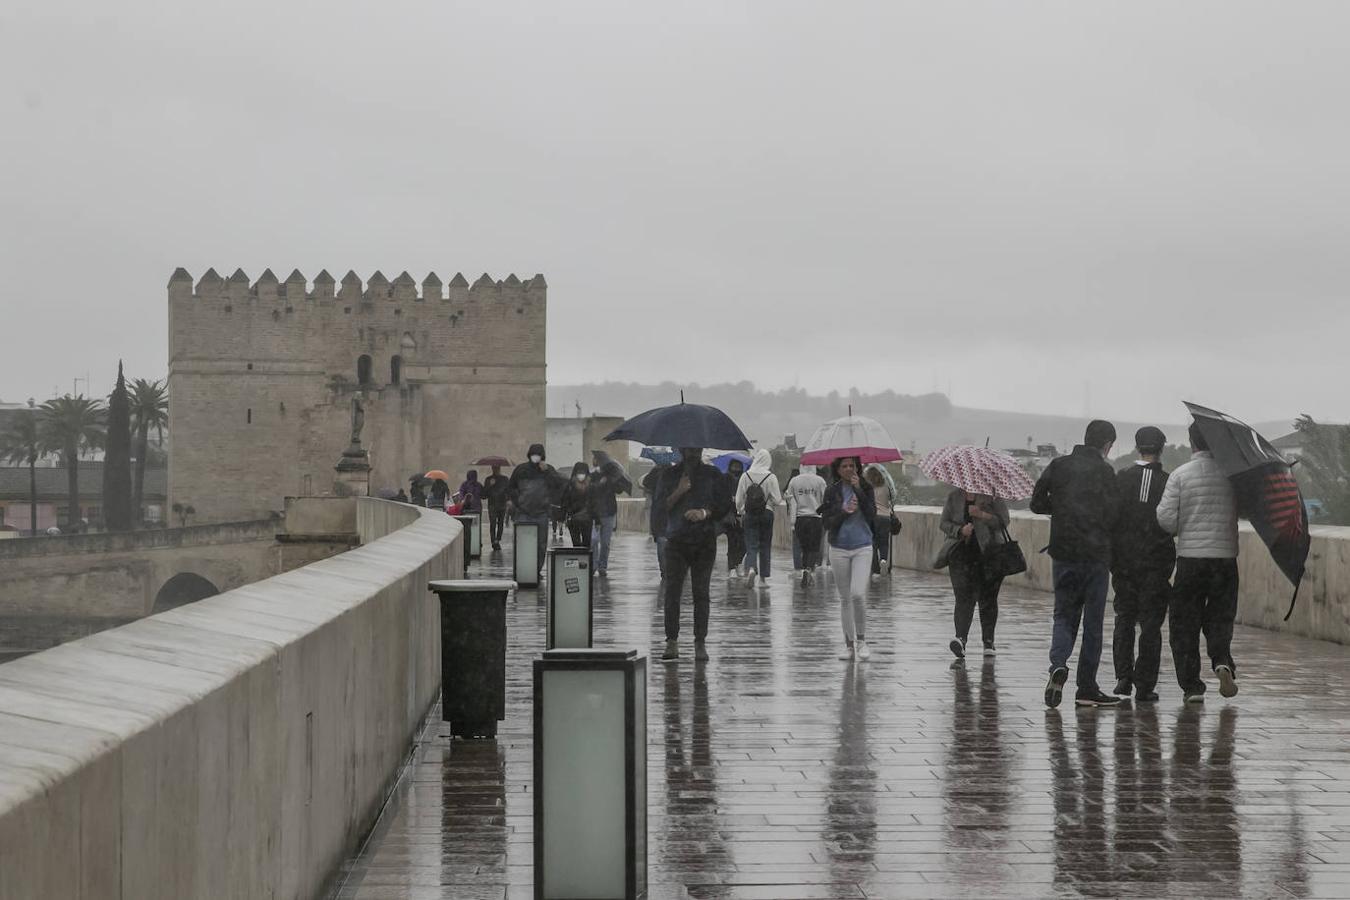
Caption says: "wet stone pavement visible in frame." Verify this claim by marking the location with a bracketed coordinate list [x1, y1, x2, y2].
[336, 531, 1350, 899]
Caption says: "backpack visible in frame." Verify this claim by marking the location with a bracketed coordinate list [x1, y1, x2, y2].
[745, 474, 771, 514]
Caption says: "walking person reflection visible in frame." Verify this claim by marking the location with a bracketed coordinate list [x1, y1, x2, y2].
[942, 657, 1012, 874]
[659, 660, 731, 875]
[1169, 706, 1242, 888]
[824, 666, 876, 884]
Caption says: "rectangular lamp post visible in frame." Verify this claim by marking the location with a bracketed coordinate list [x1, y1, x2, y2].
[470, 508, 483, 559]
[428, 579, 516, 739]
[534, 649, 647, 900]
[546, 547, 593, 650]
[453, 515, 475, 574]
[514, 521, 541, 588]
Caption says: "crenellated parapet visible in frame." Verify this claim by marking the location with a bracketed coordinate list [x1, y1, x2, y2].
[170, 268, 547, 303]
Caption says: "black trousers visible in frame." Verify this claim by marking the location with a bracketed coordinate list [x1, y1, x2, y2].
[1169, 557, 1239, 694]
[488, 504, 506, 544]
[664, 539, 717, 641]
[567, 519, 592, 549]
[794, 516, 823, 569]
[949, 550, 1001, 646]
[1111, 563, 1172, 693]
[724, 521, 746, 571]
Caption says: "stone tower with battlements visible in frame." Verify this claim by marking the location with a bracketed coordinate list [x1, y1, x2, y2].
[168, 267, 546, 523]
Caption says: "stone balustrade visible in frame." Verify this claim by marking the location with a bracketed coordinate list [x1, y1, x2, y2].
[0, 498, 461, 899]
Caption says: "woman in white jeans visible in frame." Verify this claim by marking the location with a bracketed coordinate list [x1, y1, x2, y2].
[818, 456, 878, 660]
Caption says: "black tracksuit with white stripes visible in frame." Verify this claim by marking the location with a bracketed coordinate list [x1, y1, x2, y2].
[1110, 462, 1176, 694]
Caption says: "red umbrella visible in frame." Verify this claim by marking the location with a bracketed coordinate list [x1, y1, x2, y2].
[920, 445, 1037, 500]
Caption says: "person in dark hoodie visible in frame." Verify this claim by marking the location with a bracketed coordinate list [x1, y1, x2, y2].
[457, 470, 483, 513]
[1030, 419, 1121, 709]
[654, 446, 734, 662]
[482, 464, 509, 550]
[508, 442, 566, 575]
[721, 456, 748, 577]
[589, 449, 632, 577]
[559, 462, 594, 548]
[1110, 426, 1176, 702]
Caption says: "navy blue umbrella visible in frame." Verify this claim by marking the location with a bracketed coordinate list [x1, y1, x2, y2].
[605, 398, 752, 451]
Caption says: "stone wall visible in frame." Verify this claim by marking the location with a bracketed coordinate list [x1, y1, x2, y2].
[0, 498, 461, 899]
[168, 268, 547, 524]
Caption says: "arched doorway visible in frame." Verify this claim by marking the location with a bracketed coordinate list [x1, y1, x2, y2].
[153, 572, 220, 613]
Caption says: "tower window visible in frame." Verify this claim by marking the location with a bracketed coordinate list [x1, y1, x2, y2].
[357, 355, 373, 385]
[247, 408, 252, 424]
[391, 355, 403, 386]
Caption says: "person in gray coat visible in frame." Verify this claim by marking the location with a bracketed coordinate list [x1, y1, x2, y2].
[935, 489, 1010, 659]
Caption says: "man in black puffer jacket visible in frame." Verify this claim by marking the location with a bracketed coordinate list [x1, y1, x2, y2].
[1110, 426, 1176, 703]
[1030, 420, 1121, 709]
[508, 442, 566, 576]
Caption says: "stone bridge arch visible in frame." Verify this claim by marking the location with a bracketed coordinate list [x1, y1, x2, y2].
[152, 572, 221, 613]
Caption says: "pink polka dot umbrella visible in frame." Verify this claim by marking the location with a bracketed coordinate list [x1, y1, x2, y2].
[920, 444, 1037, 500]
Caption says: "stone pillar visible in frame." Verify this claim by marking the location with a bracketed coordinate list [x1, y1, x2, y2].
[334, 446, 372, 498]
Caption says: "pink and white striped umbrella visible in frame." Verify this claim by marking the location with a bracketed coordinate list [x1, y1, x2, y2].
[799, 415, 902, 466]
[920, 445, 1037, 500]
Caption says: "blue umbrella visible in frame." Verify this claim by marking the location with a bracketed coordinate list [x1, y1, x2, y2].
[604, 399, 752, 451]
[711, 452, 752, 473]
[640, 446, 681, 466]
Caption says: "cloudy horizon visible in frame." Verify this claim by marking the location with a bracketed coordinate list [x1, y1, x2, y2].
[5, 1, 1348, 425]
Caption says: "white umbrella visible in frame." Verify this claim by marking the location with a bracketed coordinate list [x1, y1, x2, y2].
[799, 414, 902, 466]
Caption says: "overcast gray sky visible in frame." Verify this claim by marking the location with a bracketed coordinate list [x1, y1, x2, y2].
[3, 1, 1347, 424]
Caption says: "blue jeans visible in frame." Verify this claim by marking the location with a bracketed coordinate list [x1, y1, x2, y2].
[1049, 561, 1110, 693]
[743, 509, 774, 577]
[592, 514, 617, 572]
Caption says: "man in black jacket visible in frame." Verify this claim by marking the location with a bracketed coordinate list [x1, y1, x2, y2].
[589, 450, 632, 578]
[1030, 420, 1121, 709]
[1110, 427, 1176, 702]
[482, 464, 510, 551]
[508, 443, 566, 576]
[654, 447, 734, 663]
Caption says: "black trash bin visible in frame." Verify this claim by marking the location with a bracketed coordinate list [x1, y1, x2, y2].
[428, 579, 516, 739]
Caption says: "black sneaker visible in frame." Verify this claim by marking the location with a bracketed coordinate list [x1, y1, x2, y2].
[1216, 665, 1238, 698]
[1044, 667, 1069, 708]
[1136, 691, 1160, 702]
[661, 640, 679, 662]
[949, 638, 966, 659]
[801, 570, 810, 587]
[982, 641, 996, 656]
[1184, 690, 1205, 704]
[1075, 690, 1122, 708]
[694, 641, 709, 662]
[1114, 678, 1133, 697]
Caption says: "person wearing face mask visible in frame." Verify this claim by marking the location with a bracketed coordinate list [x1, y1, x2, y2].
[653, 446, 734, 662]
[819, 456, 877, 661]
[508, 443, 566, 574]
[559, 462, 594, 548]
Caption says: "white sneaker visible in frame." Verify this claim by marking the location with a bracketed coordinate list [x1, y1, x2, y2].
[856, 640, 871, 661]
[746, 568, 757, 588]
[870, 573, 881, 583]
[838, 645, 855, 660]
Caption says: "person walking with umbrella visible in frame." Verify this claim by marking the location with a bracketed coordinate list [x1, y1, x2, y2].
[1157, 422, 1241, 702]
[735, 448, 783, 588]
[654, 447, 734, 662]
[1030, 420, 1122, 708]
[1110, 426, 1176, 702]
[819, 456, 877, 661]
[482, 463, 510, 551]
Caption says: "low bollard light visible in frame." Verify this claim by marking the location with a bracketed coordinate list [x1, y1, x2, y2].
[546, 547, 593, 650]
[534, 649, 647, 900]
[453, 515, 475, 574]
[428, 579, 516, 739]
[470, 508, 483, 559]
[514, 521, 541, 588]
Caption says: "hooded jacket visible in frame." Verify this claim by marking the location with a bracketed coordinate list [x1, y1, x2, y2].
[1112, 461, 1176, 572]
[1156, 451, 1238, 559]
[588, 451, 632, 518]
[508, 443, 565, 518]
[559, 462, 594, 522]
[1029, 444, 1118, 565]
[457, 471, 483, 512]
[735, 449, 784, 516]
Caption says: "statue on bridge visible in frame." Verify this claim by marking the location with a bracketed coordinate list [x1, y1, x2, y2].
[350, 396, 365, 449]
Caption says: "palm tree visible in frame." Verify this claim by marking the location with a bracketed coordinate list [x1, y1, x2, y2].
[130, 377, 168, 525]
[0, 406, 41, 535]
[37, 395, 105, 531]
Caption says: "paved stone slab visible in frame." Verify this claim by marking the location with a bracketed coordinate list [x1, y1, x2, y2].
[336, 532, 1350, 898]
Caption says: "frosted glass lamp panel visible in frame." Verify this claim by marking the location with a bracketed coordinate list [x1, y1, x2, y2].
[633, 665, 647, 895]
[551, 553, 591, 648]
[515, 523, 539, 583]
[541, 669, 626, 898]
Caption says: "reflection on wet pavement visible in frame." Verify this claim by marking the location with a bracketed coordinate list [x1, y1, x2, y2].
[337, 532, 1350, 898]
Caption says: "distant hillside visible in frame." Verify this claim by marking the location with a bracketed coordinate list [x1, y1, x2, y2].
[547, 382, 1295, 458]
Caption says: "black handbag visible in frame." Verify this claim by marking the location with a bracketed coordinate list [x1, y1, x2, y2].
[983, 527, 1027, 578]
[889, 513, 902, 536]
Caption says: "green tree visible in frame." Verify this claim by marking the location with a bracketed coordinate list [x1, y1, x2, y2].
[0, 406, 41, 535]
[1292, 415, 1350, 524]
[37, 395, 106, 532]
[102, 363, 134, 531]
[130, 377, 168, 525]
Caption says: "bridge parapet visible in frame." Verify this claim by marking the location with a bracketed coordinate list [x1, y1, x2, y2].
[0, 498, 460, 899]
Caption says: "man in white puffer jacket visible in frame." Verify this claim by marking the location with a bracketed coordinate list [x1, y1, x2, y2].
[1156, 422, 1240, 702]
